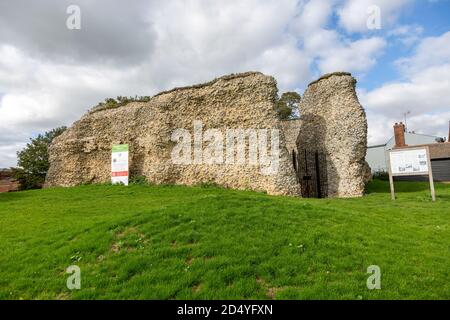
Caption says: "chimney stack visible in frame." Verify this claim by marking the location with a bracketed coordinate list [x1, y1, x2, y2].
[393, 122, 407, 148]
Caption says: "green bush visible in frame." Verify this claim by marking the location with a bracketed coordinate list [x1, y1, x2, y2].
[13, 126, 67, 190]
[372, 170, 389, 181]
[130, 176, 149, 185]
[90, 96, 151, 113]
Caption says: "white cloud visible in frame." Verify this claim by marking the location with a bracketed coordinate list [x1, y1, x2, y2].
[0, 144, 25, 169]
[0, 44, 140, 128]
[388, 24, 424, 46]
[395, 31, 450, 75]
[315, 36, 386, 74]
[0, 44, 152, 166]
[0, 0, 397, 166]
[290, 0, 335, 34]
[245, 40, 312, 90]
[299, 26, 386, 75]
[0, 0, 156, 65]
[362, 31, 450, 145]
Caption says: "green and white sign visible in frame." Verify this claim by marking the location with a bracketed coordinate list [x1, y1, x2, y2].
[111, 144, 129, 186]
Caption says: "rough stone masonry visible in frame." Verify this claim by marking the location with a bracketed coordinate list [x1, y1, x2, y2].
[297, 72, 371, 198]
[45, 71, 370, 197]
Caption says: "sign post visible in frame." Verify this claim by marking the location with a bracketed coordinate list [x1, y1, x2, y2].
[388, 146, 435, 201]
[111, 144, 129, 186]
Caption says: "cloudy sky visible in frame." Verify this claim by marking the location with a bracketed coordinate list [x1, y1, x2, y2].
[1, 0, 449, 167]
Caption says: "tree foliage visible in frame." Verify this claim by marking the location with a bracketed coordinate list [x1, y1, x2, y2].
[13, 126, 67, 190]
[276, 91, 301, 120]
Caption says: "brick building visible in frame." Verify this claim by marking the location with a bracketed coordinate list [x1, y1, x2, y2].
[0, 169, 20, 193]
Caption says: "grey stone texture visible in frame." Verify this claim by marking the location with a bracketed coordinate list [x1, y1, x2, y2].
[46, 71, 369, 197]
[46, 72, 301, 196]
[295, 72, 370, 197]
[281, 119, 302, 155]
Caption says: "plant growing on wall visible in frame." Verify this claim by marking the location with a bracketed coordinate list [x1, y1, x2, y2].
[90, 96, 152, 113]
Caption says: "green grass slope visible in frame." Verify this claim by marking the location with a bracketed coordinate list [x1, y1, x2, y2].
[0, 180, 448, 300]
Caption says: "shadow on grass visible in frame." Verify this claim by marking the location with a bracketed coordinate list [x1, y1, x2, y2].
[366, 179, 433, 194]
[436, 194, 450, 201]
[0, 190, 35, 203]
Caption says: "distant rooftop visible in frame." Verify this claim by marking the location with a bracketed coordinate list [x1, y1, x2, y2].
[368, 131, 442, 148]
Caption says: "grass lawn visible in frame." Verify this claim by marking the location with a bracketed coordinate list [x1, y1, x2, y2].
[0, 180, 449, 300]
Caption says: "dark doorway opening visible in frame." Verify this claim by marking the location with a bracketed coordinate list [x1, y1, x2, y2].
[295, 149, 328, 198]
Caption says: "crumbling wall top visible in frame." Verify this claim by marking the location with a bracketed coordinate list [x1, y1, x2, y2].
[153, 71, 266, 97]
[307, 72, 353, 87]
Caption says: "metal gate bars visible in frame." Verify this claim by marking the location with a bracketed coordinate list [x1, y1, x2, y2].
[293, 149, 328, 198]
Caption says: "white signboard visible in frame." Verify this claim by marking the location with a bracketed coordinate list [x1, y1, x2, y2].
[389, 148, 429, 175]
[111, 144, 129, 185]
[388, 147, 435, 201]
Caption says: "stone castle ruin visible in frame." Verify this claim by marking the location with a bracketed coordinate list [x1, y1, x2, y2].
[45, 71, 370, 198]
[293, 72, 370, 197]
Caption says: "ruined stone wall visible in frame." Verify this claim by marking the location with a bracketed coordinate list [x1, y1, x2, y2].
[46, 71, 371, 198]
[296, 72, 370, 197]
[46, 72, 301, 196]
[281, 119, 302, 155]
